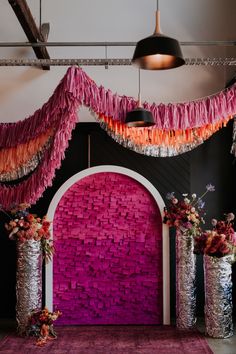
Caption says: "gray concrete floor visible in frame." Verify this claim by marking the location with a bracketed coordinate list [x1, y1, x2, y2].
[206, 334, 236, 354]
[0, 319, 235, 353]
[197, 319, 236, 354]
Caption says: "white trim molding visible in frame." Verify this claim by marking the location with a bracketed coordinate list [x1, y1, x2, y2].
[46, 165, 170, 325]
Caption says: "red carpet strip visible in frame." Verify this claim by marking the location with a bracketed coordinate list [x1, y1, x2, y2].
[0, 325, 213, 354]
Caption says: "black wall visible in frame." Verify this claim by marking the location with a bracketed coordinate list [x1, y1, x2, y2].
[0, 121, 235, 319]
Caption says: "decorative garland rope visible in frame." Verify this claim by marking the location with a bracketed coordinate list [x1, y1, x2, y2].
[1, 66, 235, 147]
[97, 114, 231, 146]
[0, 66, 235, 208]
[0, 128, 53, 173]
[0, 141, 50, 182]
[0, 111, 77, 208]
[76, 68, 236, 130]
[0, 71, 76, 148]
[0, 69, 79, 208]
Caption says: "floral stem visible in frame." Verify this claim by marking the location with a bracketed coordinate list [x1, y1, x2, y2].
[192, 190, 208, 206]
[0, 208, 12, 219]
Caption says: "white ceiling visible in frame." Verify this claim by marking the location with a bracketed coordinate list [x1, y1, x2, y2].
[0, 0, 235, 123]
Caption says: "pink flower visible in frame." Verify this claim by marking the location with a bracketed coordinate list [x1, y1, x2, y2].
[211, 218, 217, 226]
[18, 220, 24, 227]
[226, 213, 235, 222]
[172, 198, 178, 204]
[230, 232, 236, 246]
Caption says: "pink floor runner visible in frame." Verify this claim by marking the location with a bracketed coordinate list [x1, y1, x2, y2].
[0, 325, 213, 354]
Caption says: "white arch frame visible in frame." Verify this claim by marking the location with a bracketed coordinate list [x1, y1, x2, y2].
[46, 165, 170, 324]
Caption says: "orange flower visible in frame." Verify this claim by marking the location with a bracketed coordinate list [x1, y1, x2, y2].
[26, 214, 34, 222]
[9, 220, 17, 228]
[5, 205, 53, 262]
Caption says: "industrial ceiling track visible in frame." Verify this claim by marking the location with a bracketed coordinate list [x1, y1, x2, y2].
[0, 40, 235, 47]
[0, 41, 235, 66]
[0, 58, 235, 67]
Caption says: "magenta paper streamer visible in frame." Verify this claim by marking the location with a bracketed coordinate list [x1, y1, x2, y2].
[0, 66, 235, 147]
[0, 66, 235, 208]
[53, 172, 163, 325]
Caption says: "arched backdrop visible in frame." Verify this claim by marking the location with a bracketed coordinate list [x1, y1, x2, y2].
[46, 165, 170, 325]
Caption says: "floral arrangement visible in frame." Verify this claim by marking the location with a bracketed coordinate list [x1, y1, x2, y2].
[163, 184, 215, 236]
[194, 213, 236, 259]
[4, 203, 54, 262]
[27, 307, 62, 346]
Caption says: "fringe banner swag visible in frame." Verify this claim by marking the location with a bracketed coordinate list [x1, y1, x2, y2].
[0, 66, 235, 208]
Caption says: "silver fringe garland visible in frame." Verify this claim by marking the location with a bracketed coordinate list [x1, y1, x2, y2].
[204, 254, 234, 338]
[91, 111, 204, 157]
[0, 137, 52, 182]
[0, 154, 40, 182]
[176, 228, 196, 328]
[16, 240, 42, 335]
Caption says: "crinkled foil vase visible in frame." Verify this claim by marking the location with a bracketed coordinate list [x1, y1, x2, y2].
[16, 240, 42, 335]
[204, 254, 234, 338]
[176, 228, 196, 328]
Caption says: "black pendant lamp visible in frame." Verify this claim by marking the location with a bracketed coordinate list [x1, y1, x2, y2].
[132, 0, 185, 70]
[125, 69, 155, 127]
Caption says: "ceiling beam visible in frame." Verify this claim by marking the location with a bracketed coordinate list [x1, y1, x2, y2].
[8, 0, 50, 70]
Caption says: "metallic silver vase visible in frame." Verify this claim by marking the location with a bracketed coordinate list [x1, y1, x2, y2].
[204, 254, 234, 338]
[16, 239, 42, 335]
[176, 228, 196, 328]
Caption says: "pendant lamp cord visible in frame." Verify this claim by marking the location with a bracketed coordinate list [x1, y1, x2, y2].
[138, 68, 141, 107]
[39, 0, 42, 30]
[88, 134, 91, 168]
[105, 45, 108, 69]
[155, 0, 160, 33]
